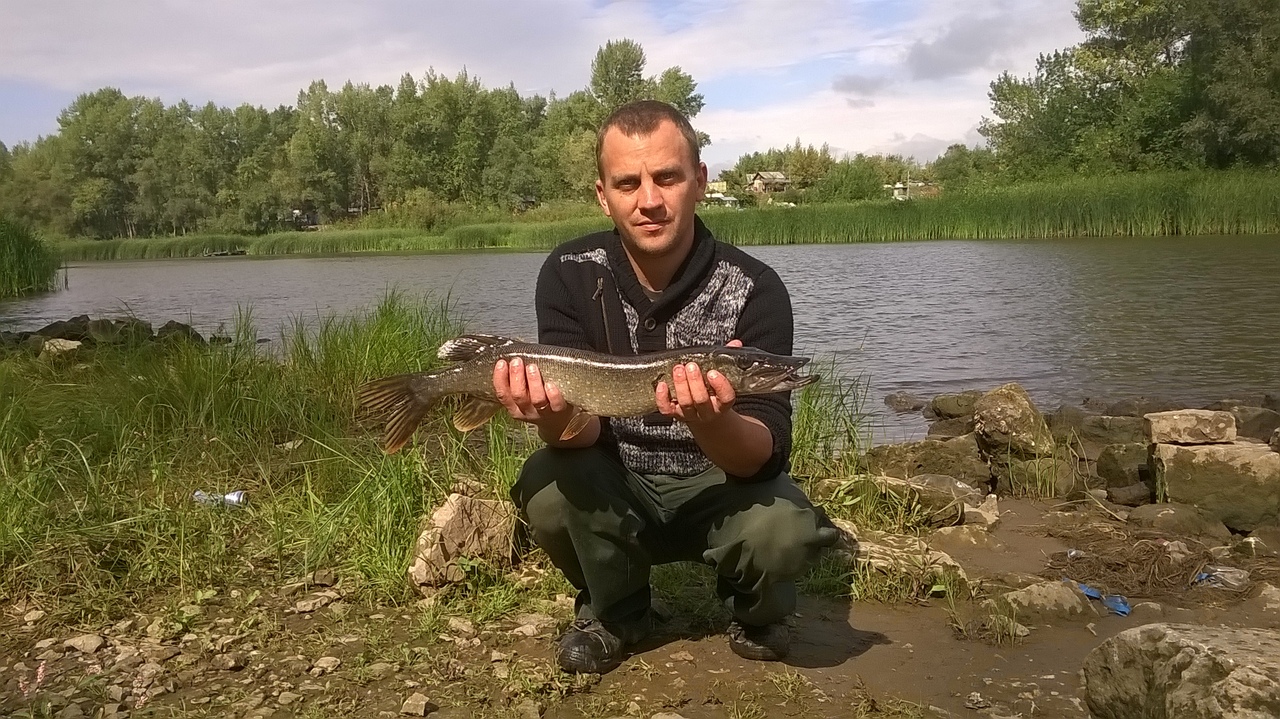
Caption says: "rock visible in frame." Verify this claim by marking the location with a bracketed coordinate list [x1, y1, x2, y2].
[996, 457, 1081, 498]
[991, 581, 1095, 623]
[35, 315, 91, 341]
[860, 437, 992, 489]
[964, 494, 1000, 529]
[23, 610, 47, 623]
[63, 634, 105, 654]
[310, 656, 341, 676]
[931, 525, 1004, 551]
[1108, 483, 1153, 507]
[57, 704, 85, 719]
[278, 692, 302, 705]
[1131, 602, 1164, 622]
[1246, 583, 1280, 615]
[40, 338, 82, 358]
[972, 383, 1055, 460]
[1144, 410, 1237, 445]
[1150, 442, 1280, 532]
[156, 320, 206, 345]
[931, 391, 984, 419]
[871, 474, 985, 526]
[884, 391, 927, 413]
[927, 416, 975, 440]
[213, 652, 246, 671]
[832, 521, 967, 587]
[1097, 443, 1148, 488]
[400, 692, 435, 716]
[1250, 526, 1280, 557]
[308, 568, 337, 587]
[1127, 503, 1232, 542]
[1082, 623, 1280, 719]
[446, 617, 475, 636]
[408, 493, 519, 591]
[365, 661, 396, 679]
[1106, 397, 1182, 417]
[1047, 408, 1146, 461]
[294, 590, 340, 613]
[1228, 407, 1280, 442]
[1273, 427, 1280, 452]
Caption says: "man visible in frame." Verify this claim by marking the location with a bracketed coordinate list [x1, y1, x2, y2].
[492, 100, 837, 674]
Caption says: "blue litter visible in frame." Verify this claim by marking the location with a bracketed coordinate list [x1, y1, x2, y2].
[1064, 579, 1131, 616]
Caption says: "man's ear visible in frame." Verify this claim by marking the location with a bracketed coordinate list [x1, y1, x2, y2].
[595, 178, 611, 216]
[696, 162, 708, 202]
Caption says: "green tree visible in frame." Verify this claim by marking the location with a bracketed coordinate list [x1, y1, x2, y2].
[813, 155, 883, 201]
[591, 39, 649, 113]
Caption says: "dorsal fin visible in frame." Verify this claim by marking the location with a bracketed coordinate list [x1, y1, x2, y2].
[437, 334, 518, 362]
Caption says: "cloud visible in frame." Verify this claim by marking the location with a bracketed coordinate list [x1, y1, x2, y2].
[832, 74, 889, 97]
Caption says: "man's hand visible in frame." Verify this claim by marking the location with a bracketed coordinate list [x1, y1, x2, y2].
[493, 357, 600, 447]
[656, 339, 743, 425]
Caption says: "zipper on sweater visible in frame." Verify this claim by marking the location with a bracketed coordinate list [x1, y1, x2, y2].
[594, 276, 615, 354]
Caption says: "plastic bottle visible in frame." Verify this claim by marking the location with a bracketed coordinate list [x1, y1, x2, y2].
[193, 490, 249, 507]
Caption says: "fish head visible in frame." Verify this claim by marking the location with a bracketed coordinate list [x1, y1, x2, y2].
[708, 348, 819, 395]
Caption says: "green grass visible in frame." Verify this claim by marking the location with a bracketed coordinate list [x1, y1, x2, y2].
[51, 170, 1280, 261]
[0, 216, 61, 298]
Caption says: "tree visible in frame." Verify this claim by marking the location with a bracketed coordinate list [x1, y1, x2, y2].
[591, 39, 649, 113]
[812, 155, 883, 202]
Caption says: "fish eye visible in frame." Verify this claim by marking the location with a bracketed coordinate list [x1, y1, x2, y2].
[734, 355, 757, 370]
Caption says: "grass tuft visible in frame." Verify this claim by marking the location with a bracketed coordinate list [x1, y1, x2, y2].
[0, 216, 60, 298]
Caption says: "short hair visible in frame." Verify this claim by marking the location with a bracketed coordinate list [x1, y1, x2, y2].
[595, 100, 701, 180]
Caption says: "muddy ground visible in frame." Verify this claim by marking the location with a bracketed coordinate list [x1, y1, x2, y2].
[4, 498, 1278, 719]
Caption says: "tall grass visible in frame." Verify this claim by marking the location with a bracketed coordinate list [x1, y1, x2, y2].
[0, 216, 61, 298]
[50, 171, 1280, 261]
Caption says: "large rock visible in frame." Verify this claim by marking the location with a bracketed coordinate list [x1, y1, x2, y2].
[408, 493, 519, 592]
[1082, 623, 1280, 719]
[35, 315, 91, 341]
[1231, 407, 1280, 443]
[831, 522, 967, 587]
[88, 317, 153, 345]
[1098, 443, 1149, 488]
[40, 338, 82, 359]
[1127, 503, 1232, 543]
[929, 391, 984, 419]
[870, 474, 986, 526]
[1047, 407, 1146, 461]
[990, 580, 1095, 624]
[1144, 410, 1237, 445]
[972, 383, 1055, 460]
[926, 416, 974, 440]
[1272, 427, 1280, 453]
[1106, 397, 1183, 417]
[1151, 442, 1280, 532]
[157, 320, 206, 345]
[995, 457, 1081, 498]
[859, 435, 992, 489]
[1109, 483, 1153, 507]
[884, 391, 927, 413]
[1265, 394, 1280, 413]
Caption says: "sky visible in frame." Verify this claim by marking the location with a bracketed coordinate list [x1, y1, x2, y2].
[0, 0, 1084, 175]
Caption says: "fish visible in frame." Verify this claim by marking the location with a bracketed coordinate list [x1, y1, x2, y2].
[358, 334, 818, 453]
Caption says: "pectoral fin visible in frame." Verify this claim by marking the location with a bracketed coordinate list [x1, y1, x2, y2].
[558, 409, 594, 441]
[453, 397, 502, 432]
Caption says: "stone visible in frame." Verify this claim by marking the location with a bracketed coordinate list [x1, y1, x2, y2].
[1250, 526, 1280, 556]
[1127, 503, 1232, 543]
[996, 457, 1081, 498]
[40, 338, 82, 358]
[310, 656, 341, 676]
[859, 436, 992, 489]
[23, 610, 47, 623]
[366, 662, 396, 679]
[514, 699, 543, 719]
[156, 320, 206, 345]
[972, 383, 1055, 460]
[991, 581, 1095, 624]
[931, 525, 1004, 551]
[1108, 483, 1153, 507]
[930, 391, 984, 419]
[408, 493, 519, 592]
[57, 704, 85, 719]
[871, 474, 985, 526]
[1131, 602, 1164, 622]
[1097, 443, 1148, 488]
[1151, 442, 1280, 532]
[36, 315, 91, 341]
[63, 634, 105, 654]
[1271, 427, 1280, 453]
[832, 521, 967, 587]
[213, 652, 246, 671]
[963, 494, 1000, 529]
[278, 691, 302, 705]
[926, 416, 975, 440]
[1144, 410, 1237, 445]
[1047, 408, 1146, 461]
[294, 590, 340, 613]
[1246, 583, 1280, 615]
[1106, 397, 1182, 417]
[884, 391, 927, 413]
[1082, 623, 1280, 719]
[445, 617, 475, 636]
[400, 692, 435, 716]
[1230, 407, 1280, 442]
[308, 568, 337, 587]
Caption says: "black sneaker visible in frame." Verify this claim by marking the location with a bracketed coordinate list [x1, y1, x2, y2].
[727, 619, 790, 661]
[556, 615, 650, 674]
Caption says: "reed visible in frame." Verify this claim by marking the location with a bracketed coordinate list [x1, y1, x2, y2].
[0, 216, 61, 298]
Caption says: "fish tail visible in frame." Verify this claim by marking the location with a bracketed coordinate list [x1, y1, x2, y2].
[358, 374, 441, 453]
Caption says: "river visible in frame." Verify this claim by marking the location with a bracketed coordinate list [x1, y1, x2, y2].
[3, 236, 1278, 441]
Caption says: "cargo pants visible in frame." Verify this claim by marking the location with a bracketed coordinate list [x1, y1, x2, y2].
[510, 445, 840, 627]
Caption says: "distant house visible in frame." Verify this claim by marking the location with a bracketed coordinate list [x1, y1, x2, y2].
[746, 171, 791, 193]
[707, 181, 729, 194]
[886, 181, 939, 201]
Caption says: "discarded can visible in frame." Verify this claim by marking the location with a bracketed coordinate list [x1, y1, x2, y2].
[193, 490, 248, 507]
[1067, 549, 1086, 560]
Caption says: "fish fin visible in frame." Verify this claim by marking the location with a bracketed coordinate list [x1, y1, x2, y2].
[437, 334, 518, 362]
[358, 374, 441, 453]
[453, 397, 502, 432]
[558, 409, 594, 441]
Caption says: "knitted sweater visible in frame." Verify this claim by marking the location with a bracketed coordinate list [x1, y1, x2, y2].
[534, 215, 798, 481]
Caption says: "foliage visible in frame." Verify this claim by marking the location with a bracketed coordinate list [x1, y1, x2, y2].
[0, 42, 704, 240]
[0, 216, 60, 298]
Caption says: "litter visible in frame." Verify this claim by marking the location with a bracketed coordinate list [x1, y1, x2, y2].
[193, 490, 249, 507]
[1066, 579, 1131, 616]
[1193, 565, 1250, 591]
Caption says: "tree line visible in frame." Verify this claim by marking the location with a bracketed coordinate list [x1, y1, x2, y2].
[0, 40, 703, 238]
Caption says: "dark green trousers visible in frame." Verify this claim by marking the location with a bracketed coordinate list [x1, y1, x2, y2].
[510, 445, 839, 627]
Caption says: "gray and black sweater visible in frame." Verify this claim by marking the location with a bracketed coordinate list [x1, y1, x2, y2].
[534, 215, 798, 481]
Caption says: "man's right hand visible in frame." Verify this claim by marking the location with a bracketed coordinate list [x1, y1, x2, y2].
[493, 358, 600, 446]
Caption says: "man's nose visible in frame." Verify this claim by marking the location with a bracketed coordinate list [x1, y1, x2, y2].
[638, 178, 662, 209]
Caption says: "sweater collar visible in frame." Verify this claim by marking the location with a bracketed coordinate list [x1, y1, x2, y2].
[605, 215, 716, 318]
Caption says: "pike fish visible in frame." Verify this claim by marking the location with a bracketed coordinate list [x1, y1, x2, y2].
[358, 334, 818, 453]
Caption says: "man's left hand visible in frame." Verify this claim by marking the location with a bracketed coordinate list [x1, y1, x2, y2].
[656, 339, 742, 425]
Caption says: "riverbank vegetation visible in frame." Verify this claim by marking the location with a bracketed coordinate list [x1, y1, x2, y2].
[3, 3, 1277, 254]
[0, 217, 60, 298]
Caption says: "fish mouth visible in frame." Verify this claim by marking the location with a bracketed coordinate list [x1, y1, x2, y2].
[747, 365, 819, 393]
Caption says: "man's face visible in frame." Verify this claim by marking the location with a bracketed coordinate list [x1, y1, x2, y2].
[595, 120, 707, 262]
